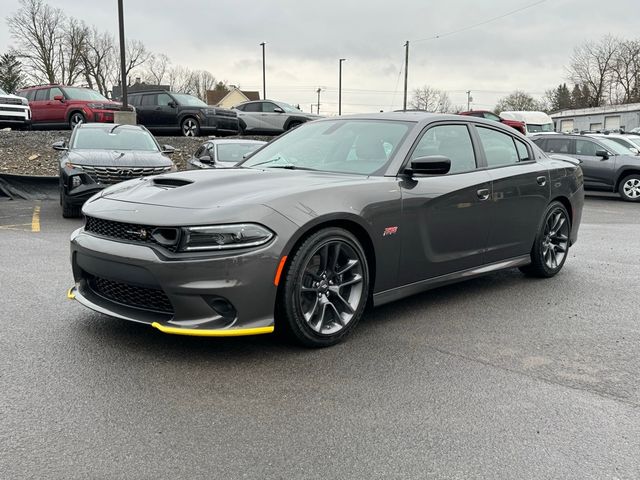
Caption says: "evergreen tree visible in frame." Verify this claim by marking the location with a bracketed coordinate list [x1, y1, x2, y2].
[556, 83, 572, 110]
[571, 84, 585, 108]
[0, 53, 23, 93]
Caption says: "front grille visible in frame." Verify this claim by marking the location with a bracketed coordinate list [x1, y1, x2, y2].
[0, 115, 27, 121]
[75, 165, 172, 185]
[84, 216, 180, 252]
[0, 98, 23, 105]
[88, 275, 173, 313]
[0, 106, 27, 112]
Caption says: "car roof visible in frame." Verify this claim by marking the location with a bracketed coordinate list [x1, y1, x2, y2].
[76, 123, 147, 131]
[204, 138, 266, 145]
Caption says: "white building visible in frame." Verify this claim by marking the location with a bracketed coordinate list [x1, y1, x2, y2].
[551, 103, 640, 133]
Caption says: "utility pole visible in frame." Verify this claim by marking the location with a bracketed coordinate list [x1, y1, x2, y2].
[403, 41, 409, 111]
[466, 90, 472, 111]
[338, 58, 346, 116]
[117, 0, 128, 109]
[317, 88, 322, 115]
[260, 42, 266, 100]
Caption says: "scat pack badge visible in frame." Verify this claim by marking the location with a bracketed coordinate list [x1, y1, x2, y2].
[383, 226, 398, 237]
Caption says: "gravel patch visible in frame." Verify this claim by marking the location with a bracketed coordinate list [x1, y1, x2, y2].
[0, 128, 272, 176]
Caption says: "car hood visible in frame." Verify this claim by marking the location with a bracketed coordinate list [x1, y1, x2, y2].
[94, 168, 369, 209]
[67, 150, 173, 167]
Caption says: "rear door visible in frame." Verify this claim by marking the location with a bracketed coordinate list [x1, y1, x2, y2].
[575, 138, 616, 189]
[30, 88, 49, 123]
[398, 122, 493, 284]
[136, 94, 156, 127]
[474, 125, 550, 263]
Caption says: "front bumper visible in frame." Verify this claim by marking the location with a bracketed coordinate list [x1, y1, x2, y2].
[68, 215, 291, 335]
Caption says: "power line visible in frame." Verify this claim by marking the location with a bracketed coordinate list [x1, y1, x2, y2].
[412, 0, 548, 43]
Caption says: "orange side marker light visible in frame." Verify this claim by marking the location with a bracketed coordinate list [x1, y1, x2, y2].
[274, 256, 288, 286]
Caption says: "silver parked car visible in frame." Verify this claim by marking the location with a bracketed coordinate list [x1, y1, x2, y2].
[187, 138, 266, 169]
[233, 100, 320, 135]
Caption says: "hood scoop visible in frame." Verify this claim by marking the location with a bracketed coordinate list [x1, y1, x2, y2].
[152, 177, 193, 189]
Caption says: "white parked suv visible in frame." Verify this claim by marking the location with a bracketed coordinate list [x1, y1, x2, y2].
[0, 87, 31, 129]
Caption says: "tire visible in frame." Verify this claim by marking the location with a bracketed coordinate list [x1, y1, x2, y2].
[519, 201, 571, 278]
[278, 227, 370, 347]
[287, 121, 302, 131]
[69, 112, 85, 130]
[181, 117, 200, 137]
[61, 194, 81, 218]
[618, 174, 640, 202]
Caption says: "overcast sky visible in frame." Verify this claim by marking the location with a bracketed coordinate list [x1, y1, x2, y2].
[2, 0, 639, 114]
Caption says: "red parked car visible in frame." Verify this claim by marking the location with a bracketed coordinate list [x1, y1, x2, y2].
[458, 110, 526, 135]
[17, 84, 123, 129]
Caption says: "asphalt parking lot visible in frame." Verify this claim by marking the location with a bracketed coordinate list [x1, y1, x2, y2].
[1, 195, 639, 479]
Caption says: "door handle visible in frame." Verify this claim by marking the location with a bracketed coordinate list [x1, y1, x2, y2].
[536, 176, 547, 186]
[477, 188, 490, 201]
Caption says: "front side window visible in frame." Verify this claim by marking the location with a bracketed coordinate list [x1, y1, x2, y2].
[71, 127, 159, 151]
[171, 93, 207, 107]
[63, 87, 108, 101]
[411, 124, 476, 174]
[49, 87, 63, 100]
[576, 139, 598, 156]
[477, 127, 519, 167]
[262, 102, 279, 113]
[242, 119, 411, 175]
[157, 93, 173, 106]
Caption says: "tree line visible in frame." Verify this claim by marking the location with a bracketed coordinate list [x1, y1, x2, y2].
[1, 0, 225, 100]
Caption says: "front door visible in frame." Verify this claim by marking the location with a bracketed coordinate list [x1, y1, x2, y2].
[574, 138, 616, 189]
[474, 125, 550, 263]
[42, 86, 67, 123]
[153, 93, 177, 127]
[398, 123, 492, 285]
[261, 102, 288, 132]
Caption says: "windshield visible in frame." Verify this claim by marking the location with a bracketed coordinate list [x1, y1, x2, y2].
[64, 87, 109, 102]
[527, 123, 555, 133]
[71, 126, 159, 151]
[241, 119, 412, 175]
[172, 93, 207, 107]
[217, 143, 264, 163]
[275, 101, 301, 113]
[0, 87, 7, 95]
[598, 138, 636, 155]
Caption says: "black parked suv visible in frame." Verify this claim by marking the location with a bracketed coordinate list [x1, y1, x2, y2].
[533, 134, 640, 202]
[128, 90, 239, 137]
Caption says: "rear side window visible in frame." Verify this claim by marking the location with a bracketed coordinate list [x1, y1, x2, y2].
[244, 102, 261, 112]
[129, 95, 141, 106]
[141, 94, 156, 106]
[477, 127, 519, 167]
[34, 89, 48, 101]
[546, 138, 572, 154]
[515, 139, 531, 161]
[411, 124, 477, 174]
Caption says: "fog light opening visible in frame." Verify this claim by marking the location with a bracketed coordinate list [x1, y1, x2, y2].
[205, 296, 237, 321]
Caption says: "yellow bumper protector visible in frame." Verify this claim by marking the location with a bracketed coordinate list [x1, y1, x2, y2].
[67, 288, 76, 299]
[151, 322, 274, 337]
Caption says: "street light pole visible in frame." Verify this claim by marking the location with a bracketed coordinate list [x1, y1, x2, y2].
[467, 90, 472, 111]
[117, 0, 128, 109]
[403, 41, 409, 111]
[338, 58, 346, 116]
[317, 88, 321, 116]
[260, 42, 266, 100]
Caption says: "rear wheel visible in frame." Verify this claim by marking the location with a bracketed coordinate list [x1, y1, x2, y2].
[181, 117, 200, 137]
[619, 174, 640, 202]
[519, 201, 571, 278]
[278, 228, 370, 347]
[69, 112, 85, 129]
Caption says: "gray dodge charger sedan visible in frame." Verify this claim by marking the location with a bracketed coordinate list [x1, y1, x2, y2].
[68, 113, 584, 347]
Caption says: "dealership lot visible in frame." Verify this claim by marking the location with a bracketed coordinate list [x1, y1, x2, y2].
[1, 195, 639, 479]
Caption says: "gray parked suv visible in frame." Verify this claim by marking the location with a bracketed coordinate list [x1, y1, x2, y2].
[533, 134, 640, 202]
[233, 100, 320, 134]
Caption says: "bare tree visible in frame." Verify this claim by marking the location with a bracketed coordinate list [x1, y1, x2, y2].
[611, 39, 640, 103]
[58, 17, 88, 85]
[145, 53, 170, 85]
[568, 36, 619, 107]
[121, 39, 151, 85]
[7, 0, 64, 84]
[81, 27, 115, 95]
[409, 85, 452, 112]
[494, 90, 542, 113]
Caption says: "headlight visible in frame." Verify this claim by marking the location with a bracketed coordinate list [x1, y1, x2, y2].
[204, 108, 217, 116]
[86, 103, 106, 109]
[21, 98, 29, 106]
[180, 223, 273, 251]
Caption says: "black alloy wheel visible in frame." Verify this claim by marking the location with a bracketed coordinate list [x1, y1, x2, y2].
[69, 112, 85, 129]
[181, 117, 200, 137]
[287, 121, 302, 131]
[520, 201, 571, 278]
[279, 227, 370, 347]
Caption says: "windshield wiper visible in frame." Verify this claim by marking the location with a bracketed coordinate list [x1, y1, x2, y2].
[247, 156, 292, 168]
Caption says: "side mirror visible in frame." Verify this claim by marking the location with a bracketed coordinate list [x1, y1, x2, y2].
[630, 147, 640, 155]
[162, 145, 176, 154]
[273, 107, 284, 113]
[168, 101, 177, 108]
[406, 155, 451, 176]
[595, 150, 609, 159]
[52, 140, 68, 151]
[53, 95, 64, 102]
[198, 154, 213, 164]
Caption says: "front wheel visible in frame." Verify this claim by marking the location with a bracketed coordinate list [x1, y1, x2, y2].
[519, 201, 571, 278]
[181, 117, 200, 137]
[69, 112, 85, 129]
[619, 174, 640, 202]
[278, 228, 370, 347]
